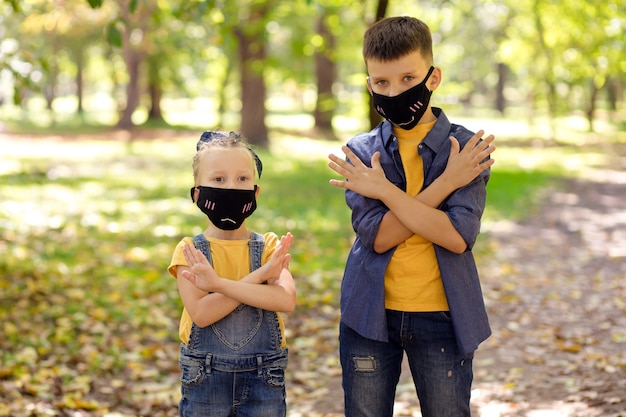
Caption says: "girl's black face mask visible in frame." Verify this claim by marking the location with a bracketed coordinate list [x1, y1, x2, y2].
[369, 66, 435, 130]
[190, 186, 257, 230]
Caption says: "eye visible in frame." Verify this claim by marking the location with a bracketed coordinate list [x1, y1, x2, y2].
[375, 80, 388, 87]
[403, 75, 415, 82]
[214, 176, 224, 182]
[238, 175, 250, 182]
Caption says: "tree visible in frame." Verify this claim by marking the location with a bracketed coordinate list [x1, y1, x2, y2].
[366, 0, 388, 130]
[234, 2, 272, 147]
[313, 8, 338, 139]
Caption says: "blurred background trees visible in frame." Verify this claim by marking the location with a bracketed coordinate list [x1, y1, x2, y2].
[1, 0, 624, 145]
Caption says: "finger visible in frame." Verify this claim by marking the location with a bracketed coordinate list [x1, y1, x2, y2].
[476, 136, 496, 159]
[329, 178, 348, 188]
[468, 130, 485, 149]
[449, 136, 460, 154]
[342, 145, 366, 168]
[282, 253, 292, 269]
[181, 269, 197, 284]
[328, 152, 356, 178]
[280, 233, 294, 248]
[183, 244, 195, 263]
[328, 152, 351, 168]
[370, 151, 382, 169]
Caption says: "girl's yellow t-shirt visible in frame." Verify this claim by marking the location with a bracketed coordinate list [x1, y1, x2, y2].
[168, 232, 287, 347]
[385, 122, 449, 312]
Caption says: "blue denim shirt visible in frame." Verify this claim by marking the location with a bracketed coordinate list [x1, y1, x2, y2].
[340, 108, 491, 355]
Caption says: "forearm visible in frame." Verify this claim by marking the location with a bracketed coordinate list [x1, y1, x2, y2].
[184, 279, 295, 328]
[212, 272, 296, 313]
[179, 266, 286, 327]
[373, 175, 460, 253]
[378, 184, 467, 253]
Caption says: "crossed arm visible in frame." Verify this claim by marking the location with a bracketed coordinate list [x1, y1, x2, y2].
[177, 233, 296, 327]
[328, 131, 495, 254]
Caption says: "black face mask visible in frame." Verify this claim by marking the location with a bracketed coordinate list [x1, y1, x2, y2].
[191, 186, 257, 230]
[370, 66, 435, 130]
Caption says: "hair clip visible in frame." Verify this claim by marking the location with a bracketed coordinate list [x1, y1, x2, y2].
[196, 131, 263, 179]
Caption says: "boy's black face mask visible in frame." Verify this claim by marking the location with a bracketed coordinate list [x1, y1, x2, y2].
[369, 66, 435, 130]
[191, 186, 257, 230]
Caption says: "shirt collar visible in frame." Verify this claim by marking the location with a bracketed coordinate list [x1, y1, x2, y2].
[382, 107, 451, 154]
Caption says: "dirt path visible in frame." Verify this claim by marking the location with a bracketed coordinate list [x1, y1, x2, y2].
[287, 170, 626, 416]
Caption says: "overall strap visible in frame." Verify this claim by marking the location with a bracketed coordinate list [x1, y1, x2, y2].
[192, 232, 265, 271]
[192, 234, 212, 264]
[248, 232, 265, 272]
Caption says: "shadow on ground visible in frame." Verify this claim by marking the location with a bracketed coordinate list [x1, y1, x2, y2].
[287, 172, 626, 417]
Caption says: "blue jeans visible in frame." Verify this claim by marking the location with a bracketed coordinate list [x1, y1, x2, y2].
[340, 311, 474, 417]
[179, 345, 287, 417]
[178, 233, 287, 417]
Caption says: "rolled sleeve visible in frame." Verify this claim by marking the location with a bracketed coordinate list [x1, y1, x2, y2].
[442, 172, 489, 250]
[346, 190, 388, 250]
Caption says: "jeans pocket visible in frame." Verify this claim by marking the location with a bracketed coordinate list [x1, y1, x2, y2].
[262, 365, 286, 389]
[179, 353, 206, 387]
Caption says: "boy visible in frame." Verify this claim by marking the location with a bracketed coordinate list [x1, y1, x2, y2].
[327, 16, 495, 417]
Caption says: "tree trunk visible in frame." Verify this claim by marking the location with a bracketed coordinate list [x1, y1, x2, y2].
[586, 81, 599, 133]
[495, 62, 507, 114]
[235, 6, 269, 148]
[367, 0, 388, 130]
[115, 0, 150, 129]
[216, 58, 234, 129]
[117, 48, 142, 129]
[75, 48, 84, 114]
[147, 57, 163, 122]
[44, 40, 59, 112]
[313, 12, 337, 139]
[532, 0, 557, 140]
[605, 76, 620, 113]
[147, 81, 163, 121]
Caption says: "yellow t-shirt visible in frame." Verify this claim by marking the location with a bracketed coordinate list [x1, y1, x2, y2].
[168, 232, 287, 347]
[384, 121, 449, 312]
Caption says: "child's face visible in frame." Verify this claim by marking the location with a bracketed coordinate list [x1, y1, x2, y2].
[196, 147, 256, 190]
[366, 50, 438, 97]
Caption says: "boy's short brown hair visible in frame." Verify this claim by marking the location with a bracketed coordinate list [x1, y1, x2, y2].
[363, 16, 433, 64]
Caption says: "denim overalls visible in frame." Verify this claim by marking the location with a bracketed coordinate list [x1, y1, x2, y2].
[178, 232, 288, 417]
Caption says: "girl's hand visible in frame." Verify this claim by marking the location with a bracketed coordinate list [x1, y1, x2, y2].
[443, 130, 495, 189]
[262, 232, 293, 285]
[181, 243, 222, 292]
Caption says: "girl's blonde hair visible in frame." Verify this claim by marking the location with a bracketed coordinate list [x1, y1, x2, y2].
[192, 131, 263, 181]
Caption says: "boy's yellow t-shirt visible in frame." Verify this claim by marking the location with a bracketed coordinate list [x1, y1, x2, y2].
[385, 121, 449, 312]
[168, 232, 287, 347]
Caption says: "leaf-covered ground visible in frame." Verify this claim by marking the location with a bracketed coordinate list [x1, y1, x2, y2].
[285, 145, 626, 416]
[1, 132, 625, 416]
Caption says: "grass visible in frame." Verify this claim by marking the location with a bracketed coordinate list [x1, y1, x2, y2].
[0, 112, 621, 413]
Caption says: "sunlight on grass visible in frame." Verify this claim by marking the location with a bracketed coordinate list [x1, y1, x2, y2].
[1, 120, 620, 414]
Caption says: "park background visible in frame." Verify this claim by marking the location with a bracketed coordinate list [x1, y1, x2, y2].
[1, 0, 625, 416]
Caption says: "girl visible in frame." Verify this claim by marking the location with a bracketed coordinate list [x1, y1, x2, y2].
[168, 131, 296, 417]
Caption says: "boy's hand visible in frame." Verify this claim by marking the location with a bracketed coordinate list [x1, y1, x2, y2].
[328, 146, 390, 200]
[181, 243, 222, 292]
[443, 130, 495, 189]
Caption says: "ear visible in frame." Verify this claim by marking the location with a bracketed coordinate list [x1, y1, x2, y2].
[191, 187, 200, 203]
[366, 77, 374, 95]
[254, 185, 261, 199]
[427, 67, 442, 92]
